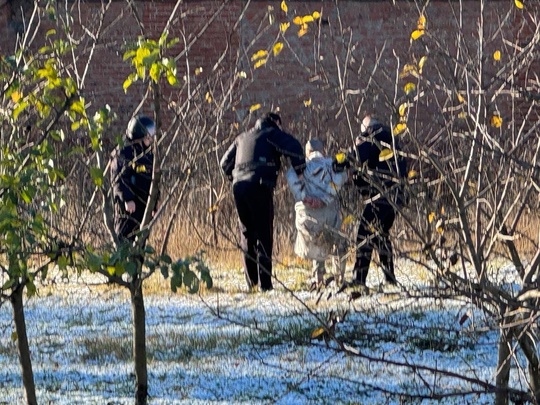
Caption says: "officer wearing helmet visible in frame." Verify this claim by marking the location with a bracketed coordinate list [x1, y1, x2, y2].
[350, 114, 408, 290]
[220, 112, 305, 292]
[111, 114, 158, 242]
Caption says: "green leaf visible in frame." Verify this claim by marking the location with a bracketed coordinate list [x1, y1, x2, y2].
[183, 270, 194, 288]
[11, 331, 18, 342]
[161, 255, 172, 265]
[160, 265, 169, 279]
[125, 261, 137, 276]
[70, 98, 86, 116]
[57, 255, 69, 270]
[2, 278, 16, 290]
[20, 190, 32, 204]
[12, 101, 28, 121]
[26, 281, 37, 297]
[90, 167, 103, 187]
[123, 49, 137, 61]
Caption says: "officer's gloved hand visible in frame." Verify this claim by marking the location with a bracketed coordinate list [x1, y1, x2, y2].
[332, 151, 351, 173]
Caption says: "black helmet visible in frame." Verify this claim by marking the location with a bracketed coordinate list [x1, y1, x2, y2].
[126, 115, 155, 140]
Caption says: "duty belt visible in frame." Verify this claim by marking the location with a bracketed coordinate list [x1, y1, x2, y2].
[235, 160, 276, 172]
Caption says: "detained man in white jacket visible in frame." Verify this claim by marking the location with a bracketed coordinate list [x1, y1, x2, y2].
[286, 139, 348, 289]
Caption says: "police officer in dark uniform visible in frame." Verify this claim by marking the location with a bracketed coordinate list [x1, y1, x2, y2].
[220, 112, 305, 291]
[352, 115, 407, 288]
[111, 115, 157, 243]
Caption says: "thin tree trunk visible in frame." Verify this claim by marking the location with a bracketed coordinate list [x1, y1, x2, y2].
[495, 329, 511, 405]
[131, 277, 148, 405]
[10, 283, 37, 405]
[518, 330, 540, 403]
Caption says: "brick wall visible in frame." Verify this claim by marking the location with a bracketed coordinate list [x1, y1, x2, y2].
[1, 0, 537, 138]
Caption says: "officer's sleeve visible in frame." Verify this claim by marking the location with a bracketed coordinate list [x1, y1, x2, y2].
[285, 166, 305, 202]
[111, 149, 135, 203]
[220, 140, 237, 181]
[272, 131, 306, 175]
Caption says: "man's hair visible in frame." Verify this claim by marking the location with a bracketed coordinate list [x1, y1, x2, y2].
[305, 139, 324, 155]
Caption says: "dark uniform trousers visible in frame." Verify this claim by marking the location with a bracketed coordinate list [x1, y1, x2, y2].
[233, 181, 274, 290]
[354, 200, 397, 285]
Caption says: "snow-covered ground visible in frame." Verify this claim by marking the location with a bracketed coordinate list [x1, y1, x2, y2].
[0, 261, 531, 404]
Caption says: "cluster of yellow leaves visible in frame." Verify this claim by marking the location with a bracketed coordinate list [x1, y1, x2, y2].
[392, 102, 408, 136]
[251, 49, 268, 69]
[515, 0, 524, 9]
[292, 11, 321, 37]
[251, 42, 284, 69]
[411, 15, 426, 41]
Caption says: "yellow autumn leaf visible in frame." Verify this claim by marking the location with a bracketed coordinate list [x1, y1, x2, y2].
[393, 123, 407, 135]
[428, 212, 436, 223]
[342, 215, 355, 226]
[399, 103, 408, 117]
[379, 148, 394, 162]
[254, 59, 267, 68]
[417, 15, 427, 30]
[404, 82, 416, 94]
[280, 22, 290, 33]
[491, 115, 503, 128]
[457, 93, 466, 104]
[400, 64, 418, 79]
[208, 205, 218, 213]
[298, 26, 308, 37]
[493, 50, 501, 61]
[408, 169, 418, 179]
[411, 29, 425, 40]
[515, 0, 524, 9]
[249, 103, 262, 112]
[458, 111, 468, 119]
[273, 42, 284, 56]
[251, 50, 268, 61]
[205, 92, 212, 103]
[418, 56, 427, 73]
[195, 67, 203, 75]
[293, 16, 303, 25]
[237, 71, 247, 79]
[311, 327, 326, 339]
[303, 98, 312, 107]
[281, 0, 288, 13]
[302, 15, 314, 24]
[312, 11, 321, 19]
[11, 91, 22, 103]
[436, 218, 444, 234]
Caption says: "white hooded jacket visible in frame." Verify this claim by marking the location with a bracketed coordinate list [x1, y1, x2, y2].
[286, 152, 347, 261]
